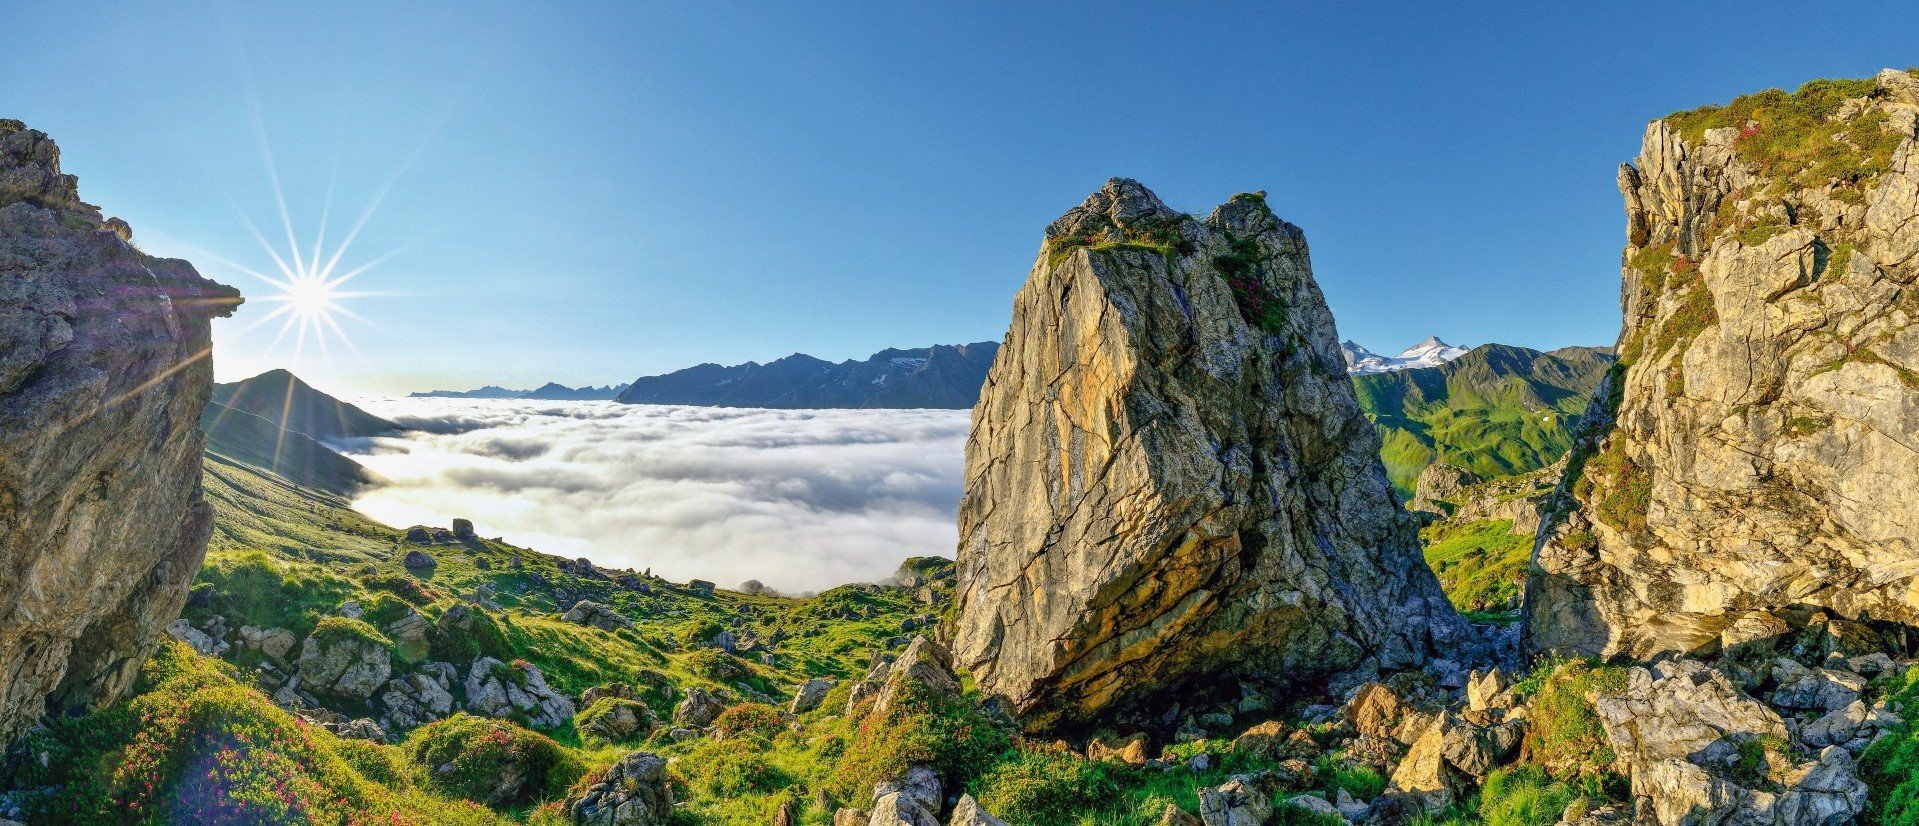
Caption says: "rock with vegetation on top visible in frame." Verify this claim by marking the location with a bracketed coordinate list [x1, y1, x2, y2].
[673, 686, 726, 728]
[951, 178, 1467, 733]
[1530, 69, 1919, 660]
[947, 794, 1007, 826]
[296, 624, 394, 699]
[379, 664, 457, 730]
[566, 750, 673, 826]
[0, 119, 240, 747]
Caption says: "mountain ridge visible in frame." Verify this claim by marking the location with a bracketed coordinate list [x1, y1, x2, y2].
[615, 341, 999, 409]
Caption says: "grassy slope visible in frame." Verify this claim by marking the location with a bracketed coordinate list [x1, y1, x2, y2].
[1354, 344, 1613, 497]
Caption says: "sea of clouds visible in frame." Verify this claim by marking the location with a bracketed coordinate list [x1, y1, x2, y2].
[341, 398, 970, 593]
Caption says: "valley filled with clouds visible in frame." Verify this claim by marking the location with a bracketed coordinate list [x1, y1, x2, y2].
[344, 399, 970, 592]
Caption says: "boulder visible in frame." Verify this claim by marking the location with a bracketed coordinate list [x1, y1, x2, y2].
[580, 698, 656, 743]
[1768, 658, 1865, 713]
[1595, 660, 1788, 770]
[452, 518, 476, 540]
[566, 751, 673, 826]
[950, 180, 1467, 732]
[463, 656, 575, 727]
[379, 664, 456, 730]
[674, 687, 726, 728]
[165, 618, 227, 657]
[1087, 733, 1150, 766]
[0, 119, 240, 747]
[687, 579, 716, 597]
[296, 633, 392, 699]
[1197, 770, 1311, 826]
[582, 682, 640, 706]
[792, 678, 836, 713]
[1387, 721, 1461, 811]
[1465, 668, 1514, 713]
[402, 550, 435, 569]
[562, 600, 635, 632]
[383, 610, 431, 662]
[948, 794, 1007, 826]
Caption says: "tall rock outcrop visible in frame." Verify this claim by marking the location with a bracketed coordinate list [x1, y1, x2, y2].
[0, 120, 239, 744]
[1530, 70, 1919, 659]
[951, 179, 1465, 732]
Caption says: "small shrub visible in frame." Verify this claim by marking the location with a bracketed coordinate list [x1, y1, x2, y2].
[971, 748, 1119, 826]
[405, 713, 582, 806]
[1476, 766, 1606, 826]
[828, 682, 1011, 802]
[681, 736, 792, 798]
[1517, 658, 1629, 781]
[713, 702, 785, 740]
[429, 607, 510, 665]
[313, 615, 394, 650]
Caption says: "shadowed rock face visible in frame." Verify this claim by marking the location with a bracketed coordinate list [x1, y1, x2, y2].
[1529, 70, 1919, 659]
[951, 178, 1466, 733]
[0, 119, 239, 745]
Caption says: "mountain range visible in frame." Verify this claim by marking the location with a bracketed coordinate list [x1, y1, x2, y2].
[202, 370, 400, 496]
[1341, 336, 1472, 373]
[409, 382, 631, 400]
[615, 341, 999, 409]
[1352, 342, 1615, 495]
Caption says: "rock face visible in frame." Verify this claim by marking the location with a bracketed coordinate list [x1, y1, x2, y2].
[566, 751, 674, 826]
[0, 120, 239, 745]
[1529, 70, 1919, 659]
[951, 179, 1465, 731]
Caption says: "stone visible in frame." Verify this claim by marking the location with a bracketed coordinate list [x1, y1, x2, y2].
[165, 618, 226, 657]
[378, 664, 456, 730]
[674, 687, 726, 728]
[581, 698, 655, 744]
[1157, 805, 1202, 826]
[1346, 683, 1412, 740]
[1595, 660, 1788, 770]
[836, 810, 870, 826]
[868, 793, 940, 826]
[792, 677, 836, 713]
[1283, 794, 1338, 818]
[1465, 668, 1514, 713]
[950, 180, 1467, 732]
[1197, 770, 1309, 826]
[464, 656, 575, 728]
[1087, 732, 1150, 765]
[852, 636, 961, 722]
[402, 550, 435, 569]
[1801, 700, 1872, 749]
[1768, 658, 1865, 712]
[1387, 721, 1461, 811]
[948, 794, 1007, 826]
[875, 764, 942, 812]
[296, 633, 392, 699]
[1530, 70, 1919, 660]
[0, 120, 240, 746]
[451, 518, 476, 540]
[562, 600, 634, 631]
[583, 682, 640, 706]
[687, 579, 716, 597]
[1229, 720, 1290, 759]
[383, 610, 431, 662]
[566, 751, 673, 826]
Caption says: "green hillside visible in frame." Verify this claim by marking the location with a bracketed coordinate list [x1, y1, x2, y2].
[1353, 343, 1613, 496]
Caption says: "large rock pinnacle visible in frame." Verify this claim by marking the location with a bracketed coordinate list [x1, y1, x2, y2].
[0, 119, 240, 744]
[1529, 70, 1919, 659]
[951, 178, 1465, 732]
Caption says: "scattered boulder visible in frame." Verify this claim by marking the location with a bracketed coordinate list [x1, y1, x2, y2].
[379, 663, 457, 730]
[674, 687, 726, 728]
[165, 618, 227, 657]
[565, 750, 673, 826]
[1768, 658, 1865, 713]
[1387, 721, 1462, 811]
[296, 629, 392, 699]
[792, 678, 836, 714]
[687, 579, 716, 597]
[1087, 733, 1150, 766]
[578, 698, 656, 744]
[383, 610, 431, 662]
[871, 765, 942, 825]
[463, 656, 575, 728]
[451, 518, 476, 541]
[1198, 770, 1310, 826]
[563, 600, 635, 632]
[948, 794, 1007, 826]
[582, 682, 640, 706]
[402, 549, 435, 569]
[872, 637, 961, 718]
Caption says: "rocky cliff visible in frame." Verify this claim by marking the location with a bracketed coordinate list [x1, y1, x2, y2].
[950, 179, 1468, 733]
[0, 120, 238, 745]
[1530, 70, 1919, 659]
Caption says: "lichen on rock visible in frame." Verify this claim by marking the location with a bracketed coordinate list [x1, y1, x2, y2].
[951, 178, 1468, 733]
[1529, 69, 1919, 660]
[0, 119, 239, 746]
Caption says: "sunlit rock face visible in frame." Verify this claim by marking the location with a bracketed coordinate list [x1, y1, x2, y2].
[1529, 70, 1919, 660]
[951, 178, 1466, 733]
[0, 119, 239, 745]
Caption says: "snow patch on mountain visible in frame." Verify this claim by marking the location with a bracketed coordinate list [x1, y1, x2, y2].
[1341, 337, 1471, 374]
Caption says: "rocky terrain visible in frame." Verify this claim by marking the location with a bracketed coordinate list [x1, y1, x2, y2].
[1531, 69, 1919, 661]
[950, 179, 1476, 734]
[615, 341, 998, 409]
[0, 120, 239, 747]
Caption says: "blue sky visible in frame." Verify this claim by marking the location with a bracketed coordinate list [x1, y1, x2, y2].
[6, 2, 1917, 395]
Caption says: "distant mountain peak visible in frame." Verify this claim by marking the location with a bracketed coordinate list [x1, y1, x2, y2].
[1342, 336, 1471, 374]
[616, 341, 1000, 409]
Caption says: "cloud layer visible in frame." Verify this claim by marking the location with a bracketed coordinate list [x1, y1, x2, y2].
[343, 399, 969, 593]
